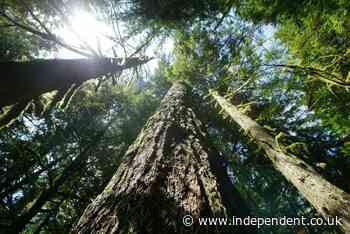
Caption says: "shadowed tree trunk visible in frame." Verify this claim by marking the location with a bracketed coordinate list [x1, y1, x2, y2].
[73, 82, 251, 234]
[0, 58, 146, 107]
[2, 125, 111, 234]
[210, 90, 350, 233]
[0, 155, 64, 200]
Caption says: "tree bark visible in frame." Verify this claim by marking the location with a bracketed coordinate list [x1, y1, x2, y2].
[210, 90, 350, 233]
[0, 58, 146, 107]
[73, 82, 248, 234]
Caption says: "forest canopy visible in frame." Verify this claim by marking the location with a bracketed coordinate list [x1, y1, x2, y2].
[0, 0, 349, 233]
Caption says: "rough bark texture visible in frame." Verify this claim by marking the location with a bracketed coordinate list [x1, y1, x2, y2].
[73, 82, 246, 234]
[0, 58, 145, 107]
[210, 90, 350, 233]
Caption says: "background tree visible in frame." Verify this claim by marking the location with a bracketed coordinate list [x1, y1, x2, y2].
[1, 0, 350, 233]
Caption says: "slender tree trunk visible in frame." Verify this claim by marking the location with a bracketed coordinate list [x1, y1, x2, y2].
[210, 90, 350, 233]
[33, 198, 65, 234]
[4, 128, 109, 234]
[0, 156, 63, 200]
[0, 58, 146, 107]
[73, 82, 249, 234]
[6, 154, 86, 233]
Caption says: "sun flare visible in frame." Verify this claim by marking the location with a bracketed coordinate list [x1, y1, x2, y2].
[54, 8, 174, 73]
[56, 10, 113, 58]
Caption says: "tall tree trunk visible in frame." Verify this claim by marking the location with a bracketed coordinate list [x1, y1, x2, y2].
[0, 58, 145, 107]
[210, 90, 350, 233]
[73, 82, 250, 234]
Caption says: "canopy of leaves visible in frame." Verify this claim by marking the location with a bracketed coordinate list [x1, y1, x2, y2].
[229, 0, 350, 138]
[122, 0, 227, 29]
[1, 0, 350, 233]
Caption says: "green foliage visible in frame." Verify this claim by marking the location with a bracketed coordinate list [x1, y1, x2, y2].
[165, 15, 261, 92]
[229, 0, 350, 139]
[2, 0, 350, 233]
[0, 27, 41, 61]
[122, 0, 227, 29]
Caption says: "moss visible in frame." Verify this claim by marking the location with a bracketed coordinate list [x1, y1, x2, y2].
[285, 142, 310, 155]
[0, 101, 30, 129]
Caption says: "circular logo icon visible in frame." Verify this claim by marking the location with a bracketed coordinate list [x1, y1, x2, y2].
[183, 215, 193, 227]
